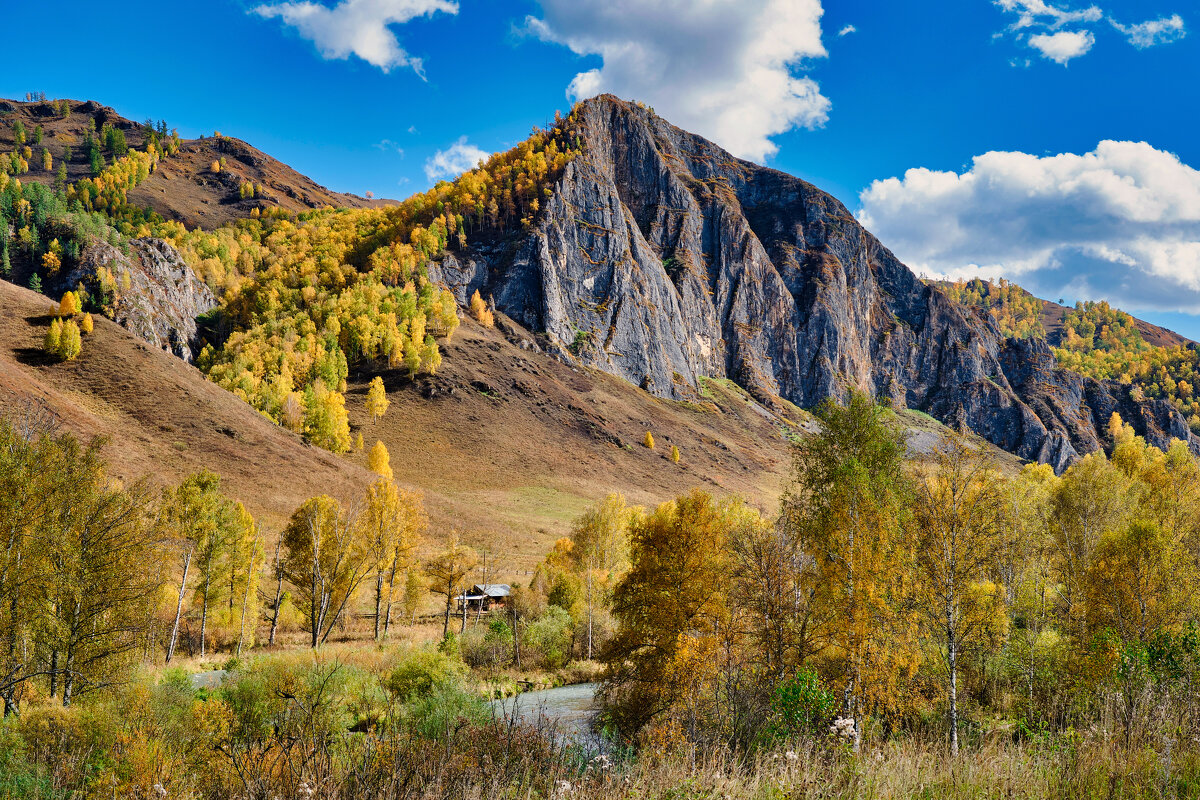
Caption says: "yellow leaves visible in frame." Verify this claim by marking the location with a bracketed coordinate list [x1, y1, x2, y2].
[468, 289, 493, 327]
[367, 440, 393, 480]
[366, 376, 389, 423]
[58, 290, 79, 316]
[43, 317, 82, 361]
[643, 431, 655, 449]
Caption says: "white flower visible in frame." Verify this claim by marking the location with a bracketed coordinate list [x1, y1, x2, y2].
[785, 750, 799, 762]
[830, 717, 856, 740]
[555, 779, 573, 795]
[152, 784, 167, 798]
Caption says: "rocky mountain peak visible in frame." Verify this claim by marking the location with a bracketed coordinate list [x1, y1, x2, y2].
[431, 94, 1199, 471]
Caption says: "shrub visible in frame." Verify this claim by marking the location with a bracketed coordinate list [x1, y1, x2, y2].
[770, 668, 837, 742]
[385, 649, 466, 703]
[461, 618, 514, 668]
[522, 606, 574, 670]
[643, 431, 655, 449]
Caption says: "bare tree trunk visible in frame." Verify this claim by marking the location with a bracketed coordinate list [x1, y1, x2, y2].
[374, 570, 384, 640]
[199, 570, 211, 658]
[511, 603, 521, 669]
[585, 566, 594, 661]
[442, 586, 451, 638]
[268, 541, 283, 646]
[948, 605, 959, 757]
[236, 533, 258, 657]
[383, 556, 398, 639]
[166, 551, 191, 664]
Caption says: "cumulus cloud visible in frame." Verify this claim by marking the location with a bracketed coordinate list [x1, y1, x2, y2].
[856, 141, 1200, 313]
[1111, 14, 1187, 48]
[253, 0, 457, 74]
[838, 24, 856, 36]
[1028, 29, 1095, 63]
[525, 0, 830, 163]
[424, 136, 489, 182]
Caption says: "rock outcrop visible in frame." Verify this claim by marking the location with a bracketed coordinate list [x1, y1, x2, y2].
[432, 95, 1200, 471]
[69, 237, 216, 362]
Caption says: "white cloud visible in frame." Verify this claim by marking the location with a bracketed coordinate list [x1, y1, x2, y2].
[995, 0, 1102, 30]
[838, 24, 856, 36]
[856, 141, 1200, 313]
[253, 0, 457, 74]
[995, 1, 1187, 63]
[424, 136, 490, 182]
[525, 0, 830, 163]
[1111, 14, 1187, 48]
[1028, 29, 1095, 63]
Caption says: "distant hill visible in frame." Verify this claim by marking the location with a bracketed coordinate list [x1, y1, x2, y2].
[0, 98, 386, 229]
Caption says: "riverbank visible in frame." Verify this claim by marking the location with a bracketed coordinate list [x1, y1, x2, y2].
[475, 659, 603, 699]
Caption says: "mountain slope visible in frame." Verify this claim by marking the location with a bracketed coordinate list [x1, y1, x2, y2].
[433, 95, 1199, 471]
[0, 277, 797, 565]
[0, 98, 383, 229]
[0, 279, 372, 527]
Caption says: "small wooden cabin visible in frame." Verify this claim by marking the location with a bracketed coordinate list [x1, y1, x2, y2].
[456, 583, 511, 612]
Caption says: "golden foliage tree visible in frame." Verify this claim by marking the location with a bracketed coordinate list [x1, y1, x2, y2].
[780, 391, 915, 750]
[910, 433, 1009, 755]
[601, 490, 737, 735]
[280, 495, 373, 648]
[366, 375, 389, 422]
[469, 289, 494, 327]
[425, 533, 478, 638]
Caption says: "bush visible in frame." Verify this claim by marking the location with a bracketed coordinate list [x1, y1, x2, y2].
[522, 606, 574, 670]
[461, 617, 514, 668]
[385, 649, 466, 703]
[770, 668, 837, 742]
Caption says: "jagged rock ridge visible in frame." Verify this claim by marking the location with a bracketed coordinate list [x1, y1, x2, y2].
[433, 95, 1200, 471]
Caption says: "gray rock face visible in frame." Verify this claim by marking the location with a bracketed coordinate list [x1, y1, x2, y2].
[431, 95, 1200, 471]
[70, 237, 216, 362]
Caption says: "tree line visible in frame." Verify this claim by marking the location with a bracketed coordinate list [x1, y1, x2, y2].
[522, 392, 1200, 756]
[0, 401, 441, 715]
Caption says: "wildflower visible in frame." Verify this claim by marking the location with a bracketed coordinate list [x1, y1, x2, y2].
[830, 717, 856, 740]
[785, 750, 799, 762]
[152, 784, 167, 798]
[555, 779, 573, 795]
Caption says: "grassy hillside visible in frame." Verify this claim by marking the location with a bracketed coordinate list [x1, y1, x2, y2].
[0, 279, 373, 527]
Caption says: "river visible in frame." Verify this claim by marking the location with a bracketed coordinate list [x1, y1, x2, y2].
[491, 682, 602, 747]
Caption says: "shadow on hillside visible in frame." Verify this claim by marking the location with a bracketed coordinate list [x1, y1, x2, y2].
[14, 347, 58, 367]
[25, 314, 57, 326]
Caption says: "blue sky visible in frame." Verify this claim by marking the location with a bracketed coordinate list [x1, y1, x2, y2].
[4, 0, 1200, 337]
